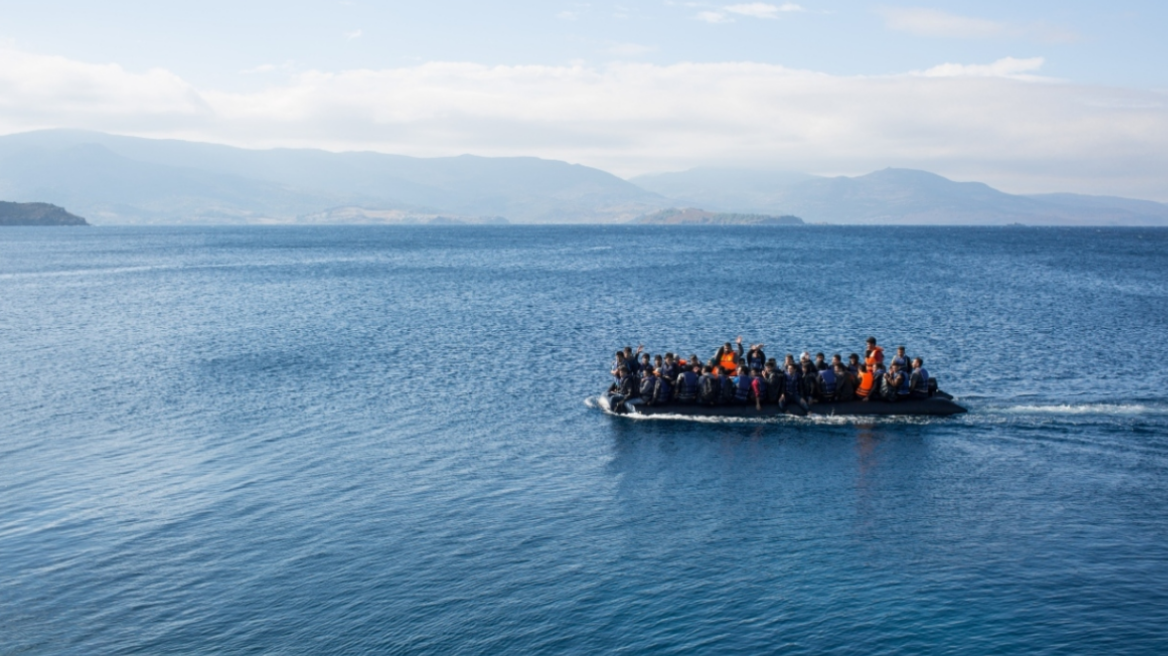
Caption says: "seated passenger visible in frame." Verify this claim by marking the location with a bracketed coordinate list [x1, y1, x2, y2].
[814, 352, 829, 371]
[833, 363, 856, 402]
[732, 365, 753, 406]
[909, 358, 930, 399]
[675, 364, 701, 404]
[746, 344, 767, 372]
[714, 337, 744, 374]
[800, 362, 820, 404]
[698, 366, 722, 406]
[750, 367, 768, 411]
[817, 362, 838, 402]
[639, 369, 660, 405]
[799, 352, 815, 372]
[610, 365, 636, 411]
[890, 346, 910, 372]
[720, 367, 738, 405]
[830, 353, 843, 370]
[896, 362, 912, 401]
[654, 368, 674, 405]
[764, 360, 783, 404]
[624, 345, 643, 374]
[855, 364, 875, 402]
[660, 353, 680, 384]
[611, 351, 627, 385]
[879, 363, 905, 402]
[779, 364, 810, 412]
[847, 353, 861, 376]
[783, 353, 797, 372]
[865, 337, 884, 367]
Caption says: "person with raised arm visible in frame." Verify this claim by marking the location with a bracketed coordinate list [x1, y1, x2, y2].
[745, 343, 767, 372]
[713, 336, 744, 375]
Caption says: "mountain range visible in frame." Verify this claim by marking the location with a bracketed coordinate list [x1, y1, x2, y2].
[1, 130, 1165, 226]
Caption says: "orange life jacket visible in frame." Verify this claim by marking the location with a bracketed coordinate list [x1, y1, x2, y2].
[719, 351, 738, 372]
[865, 346, 884, 367]
[856, 371, 875, 397]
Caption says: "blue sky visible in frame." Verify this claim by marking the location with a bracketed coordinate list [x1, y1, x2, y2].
[0, 1, 1165, 198]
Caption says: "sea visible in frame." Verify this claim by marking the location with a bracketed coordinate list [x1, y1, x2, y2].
[3, 225, 1167, 655]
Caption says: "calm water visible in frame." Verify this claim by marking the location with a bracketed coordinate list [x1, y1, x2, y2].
[3, 226, 1168, 655]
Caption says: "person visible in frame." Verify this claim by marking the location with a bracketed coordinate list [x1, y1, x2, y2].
[847, 353, 861, 376]
[720, 366, 739, 405]
[865, 337, 884, 367]
[814, 352, 828, 371]
[639, 368, 660, 406]
[833, 363, 856, 402]
[732, 365, 753, 405]
[763, 360, 784, 404]
[714, 337, 744, 374]
[611, 351, 628, 384]
[779, 363, 809, 412]
[675, 364, 701, 404]
[799, 352, 816, 372]
[783, 353, 797, 372]
[890, 345, 910, 372]
[855, 363, 876, 402]
[654, 368, 674, 405]
[610, 365, 636, 411]
[879, 363, 905, 402]
[750, 367, 768, 410]
[660, 353, 680, 385]
[623, 345, 643, 375]
[800, 361, 820, 404]
[817, 361, 837, 402]
[896, 361, 912, 401]
[746, 344, 767, 372]
[830, 353, 843, 370]
[698, 366, 722, 406]
[909, 358, 930, 399]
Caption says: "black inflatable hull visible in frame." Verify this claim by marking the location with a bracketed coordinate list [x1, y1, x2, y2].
[600, 391, 966, 418]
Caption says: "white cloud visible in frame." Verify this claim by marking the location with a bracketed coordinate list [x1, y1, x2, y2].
[879, 7, 1010, 38]
[344, 29, 363, 40]
[920, 56, 1046, 79]
[725, 3, 804, 19]
[0, 46, 1166, 199]
[878, 7, 1081, 43]
[695, 11, 732, 23]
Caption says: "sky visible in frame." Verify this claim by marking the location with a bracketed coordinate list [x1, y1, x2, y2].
[0, 0, 1165, 199]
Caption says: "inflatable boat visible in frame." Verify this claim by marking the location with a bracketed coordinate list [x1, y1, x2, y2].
[599, 391, 966, 418]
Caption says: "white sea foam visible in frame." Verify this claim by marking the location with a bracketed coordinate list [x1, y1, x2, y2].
[999, 404, 1168, 416]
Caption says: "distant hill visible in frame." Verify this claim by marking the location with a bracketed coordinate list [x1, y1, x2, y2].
[0, 201, 87, 226]
[633, 167, 1168, 226]
[0, 130, 668, 224]
[633, 208, 803, 225]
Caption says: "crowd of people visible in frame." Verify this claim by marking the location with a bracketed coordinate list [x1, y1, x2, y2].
[607, 336, 936, 411]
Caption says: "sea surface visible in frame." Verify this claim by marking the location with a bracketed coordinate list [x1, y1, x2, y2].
[3, 225, 1168, 655]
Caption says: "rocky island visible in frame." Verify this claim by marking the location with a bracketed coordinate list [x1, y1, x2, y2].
[0, 201, 88, 226]
[633, 208, 803, 225]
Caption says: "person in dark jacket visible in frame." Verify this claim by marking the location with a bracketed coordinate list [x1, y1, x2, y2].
[720, 368, 738, 405]
[814, 352, 829, 371]
[847, 353, 861, 376]
[879, 363, 905, 402]
[763, 360, 783, 404]
[660, 353, 680, 385]
[800, 362, 820, 404]
[745, 344, 767, 372]
[675, 364, 701, 404]
[698, 366, 722, 406]
[779, 363, 809, 412]
[654, 368, 674, 405]
[610, 366, 636, 412]
[833, 363, 856, 402]
[731, 365, 753, 405]
[639, 369, 659, 406]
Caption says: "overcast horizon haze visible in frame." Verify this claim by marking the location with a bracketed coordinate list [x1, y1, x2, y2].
[1, 1, 1165, 201]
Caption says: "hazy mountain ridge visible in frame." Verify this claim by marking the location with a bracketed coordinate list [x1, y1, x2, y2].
[0, 130, 668, 224]
[1, 130, 1165, 226]
[634, 167, 1168, 226]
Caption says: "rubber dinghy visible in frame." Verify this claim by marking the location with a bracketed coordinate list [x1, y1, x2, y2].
[600, 391, 967, 418]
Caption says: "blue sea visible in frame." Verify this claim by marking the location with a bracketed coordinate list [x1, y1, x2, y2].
[3, 226, 1168, 655]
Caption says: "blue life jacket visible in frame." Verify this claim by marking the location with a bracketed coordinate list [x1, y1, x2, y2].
[734, 375, 752, 402]
[660, 362, 678, 382]
[639, 376, 658, 401]
[784, 372, 801, 398]
[819, 367, 837, 395]
[677, 371, 699, 401]
[656, 377, 673, 403]
[898, 370, 912, 396]
[911, 368, 930, 394]
[747, 353, 765, 371]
